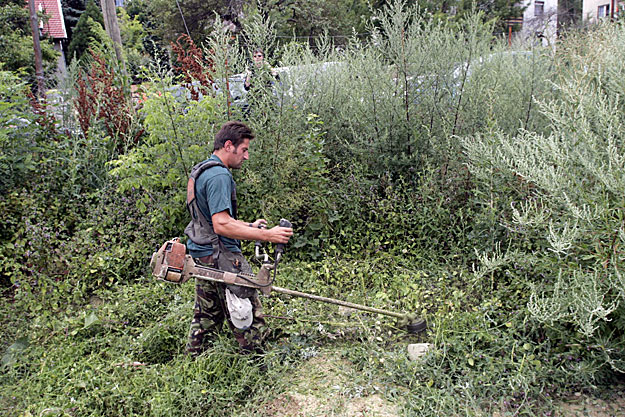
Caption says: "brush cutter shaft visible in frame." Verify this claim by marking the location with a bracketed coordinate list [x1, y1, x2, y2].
[270, 286, 406, 319]
[189, 273, 404, 319]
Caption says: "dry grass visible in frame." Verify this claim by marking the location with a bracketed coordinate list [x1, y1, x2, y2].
[252, 353, 400, 417]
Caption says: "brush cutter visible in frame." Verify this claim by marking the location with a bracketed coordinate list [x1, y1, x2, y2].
[150, 220, 426, 333]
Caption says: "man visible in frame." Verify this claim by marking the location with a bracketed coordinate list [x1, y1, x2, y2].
[185, 121, 293, 355]
[244, 48, 279, 92]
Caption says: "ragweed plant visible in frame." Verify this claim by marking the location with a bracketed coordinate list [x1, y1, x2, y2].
[463, 21, 625, 373]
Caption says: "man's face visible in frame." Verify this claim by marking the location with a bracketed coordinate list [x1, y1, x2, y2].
[227, 138, 250, 169]
[253, 52, 264, 67]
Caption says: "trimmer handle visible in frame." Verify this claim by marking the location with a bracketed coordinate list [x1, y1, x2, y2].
[275, 218, 292, 256]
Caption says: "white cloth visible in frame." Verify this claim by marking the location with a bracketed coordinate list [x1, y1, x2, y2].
[225, 288, 253, 330]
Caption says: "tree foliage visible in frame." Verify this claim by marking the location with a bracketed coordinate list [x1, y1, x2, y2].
[248, 0, 372, 43]
[0, 0, 59, 81]
[61, 0, 86, 41]
[67, 0, 105, 63]
[117, 7, 151, 80]
[126, 0, 246, 45]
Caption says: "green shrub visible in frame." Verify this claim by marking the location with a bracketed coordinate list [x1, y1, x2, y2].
[108, 72, 222, 238]
[0, 71, 38, 194]
[463, 21, 625, 375]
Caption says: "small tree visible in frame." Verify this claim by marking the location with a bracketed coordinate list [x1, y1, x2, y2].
[67, 0, 105, 62]
[0, 0, 58, 80]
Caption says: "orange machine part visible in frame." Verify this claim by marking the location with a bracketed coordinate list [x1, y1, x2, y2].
[163, 239, 186, 271]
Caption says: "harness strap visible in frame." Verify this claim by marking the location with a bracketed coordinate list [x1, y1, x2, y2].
[184, 160, 237, 259]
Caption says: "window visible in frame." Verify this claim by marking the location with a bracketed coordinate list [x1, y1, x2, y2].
[598, 4, 610, 17]
[535, 1, 545, 16]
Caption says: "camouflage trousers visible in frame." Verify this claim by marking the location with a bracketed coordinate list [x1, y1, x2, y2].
[186, 252, 267, 355]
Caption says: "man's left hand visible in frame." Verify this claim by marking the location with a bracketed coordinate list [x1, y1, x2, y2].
[250, 219, 267, 229]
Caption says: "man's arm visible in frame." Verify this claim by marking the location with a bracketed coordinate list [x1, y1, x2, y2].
[244, 69, 252, 90]
[212, 211, 292, 243]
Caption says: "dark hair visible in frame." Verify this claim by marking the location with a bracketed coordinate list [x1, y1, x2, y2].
[213, 121, 255, 151]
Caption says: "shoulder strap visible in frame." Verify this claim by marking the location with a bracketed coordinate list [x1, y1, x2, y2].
[184, 159, 237, 260]
[186, 160, 226, 208]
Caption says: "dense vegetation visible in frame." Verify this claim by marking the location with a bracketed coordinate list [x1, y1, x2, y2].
[1, 1, 624, 415]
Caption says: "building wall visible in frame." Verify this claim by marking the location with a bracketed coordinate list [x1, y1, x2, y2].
[521, 0, 558, 45]
[583, 0, 623, 21]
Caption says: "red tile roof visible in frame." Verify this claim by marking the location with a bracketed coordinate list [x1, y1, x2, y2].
[33, 0, 67, 39]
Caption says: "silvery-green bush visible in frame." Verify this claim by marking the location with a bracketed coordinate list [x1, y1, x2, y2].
[463, 22, 625, 372]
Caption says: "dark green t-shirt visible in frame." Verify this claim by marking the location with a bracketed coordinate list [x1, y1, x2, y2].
[186, 155, 241, 257]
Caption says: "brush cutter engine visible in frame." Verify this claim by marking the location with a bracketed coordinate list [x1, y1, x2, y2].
[150, 238, 188, 283]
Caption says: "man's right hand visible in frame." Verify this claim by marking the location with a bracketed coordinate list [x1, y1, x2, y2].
[265, 225, 293, 244]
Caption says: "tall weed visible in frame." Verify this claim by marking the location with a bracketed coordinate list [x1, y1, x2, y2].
[463, 21, 625, 374]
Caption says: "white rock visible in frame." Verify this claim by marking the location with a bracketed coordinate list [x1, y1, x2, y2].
[407, 343, 432, 361]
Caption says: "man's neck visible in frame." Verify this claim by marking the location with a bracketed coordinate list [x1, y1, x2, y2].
[212, 150, 230, 169]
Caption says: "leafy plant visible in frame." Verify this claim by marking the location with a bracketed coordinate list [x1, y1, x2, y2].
[463, 21, 625, 372]
[109, 69, 222, 237]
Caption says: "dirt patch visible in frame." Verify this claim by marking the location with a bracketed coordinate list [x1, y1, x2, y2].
[556, 392, 625, 417]
[255, 353, 400, 417]
[256, 393, 302, 417]
[344, 395, 400, 417]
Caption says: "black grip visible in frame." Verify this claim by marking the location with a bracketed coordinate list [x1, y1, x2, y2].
[275, 218, 292, 255]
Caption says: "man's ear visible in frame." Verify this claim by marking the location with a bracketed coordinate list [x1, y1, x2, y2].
[224, 140, 233, 151]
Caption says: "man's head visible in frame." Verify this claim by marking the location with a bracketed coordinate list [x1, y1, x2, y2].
[213, 121, 255, 169]
[252, 48, 264, 68]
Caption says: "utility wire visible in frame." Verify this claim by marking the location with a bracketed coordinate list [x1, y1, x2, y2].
[175, 0, 191, 38]
[274, 33, 371, 39]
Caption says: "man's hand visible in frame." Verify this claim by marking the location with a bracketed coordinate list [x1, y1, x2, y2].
[250, 219, 267, 229]
[213, 211, 293, 243]
[245, 69, 252, 89]
[249, 219, 292, 243]
[264, 225, 293, 244]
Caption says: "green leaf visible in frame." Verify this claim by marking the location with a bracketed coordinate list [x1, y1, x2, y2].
[84, 312, 100, 328]
[293, 238, 308, 248]
[1, 336, 29, 367]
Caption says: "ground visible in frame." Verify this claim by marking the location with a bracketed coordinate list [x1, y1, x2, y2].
[248, 351, 625, 417]
[558, 393, 625, 417]
[251, 352, 400, 417]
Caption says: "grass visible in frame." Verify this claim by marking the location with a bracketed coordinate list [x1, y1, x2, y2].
[1, 254, 623, 416]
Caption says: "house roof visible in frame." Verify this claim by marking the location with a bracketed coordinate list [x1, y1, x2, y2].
[33, 0, 67, 39]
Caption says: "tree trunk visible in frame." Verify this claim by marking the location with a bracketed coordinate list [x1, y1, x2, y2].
[28, 0, 45, 97]
[100, 0, 127, 75]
